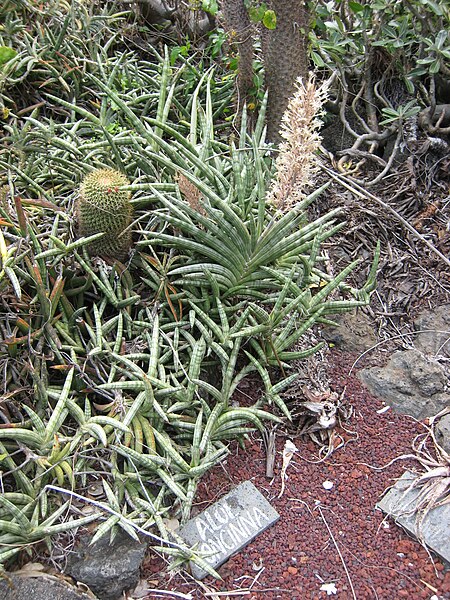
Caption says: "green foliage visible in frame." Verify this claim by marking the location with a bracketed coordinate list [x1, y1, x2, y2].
[0, 0, 131, 111]
[309, 0, 449, 180]
[0, 0, 379, 573]
[245, 1, 277, 29]
[379, 100, 422, 126]
[202, 0, 218, 16]
[262, 9, 277, 29]
[77, 168, 133, 259]
[411, 30, 450, 76]
[0, 46, 17, 67]
[311, 0, 449, 87]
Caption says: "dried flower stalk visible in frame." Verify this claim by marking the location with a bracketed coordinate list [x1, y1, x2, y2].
[176, 172, 206, 216]
[268, 74, 328, 211]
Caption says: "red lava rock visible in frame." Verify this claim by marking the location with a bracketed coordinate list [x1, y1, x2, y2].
[358, 568, 368, 578]
[140, 351, 448, 600]
[443, 573, 450, 593]
[349, 468, 364, 478]
[420, 564, 435, 578]
[396, 539, 415, 553]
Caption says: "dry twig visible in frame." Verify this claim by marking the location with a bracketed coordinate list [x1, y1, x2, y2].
[317, 505, 357, 600]
[318, 158, 450, 270]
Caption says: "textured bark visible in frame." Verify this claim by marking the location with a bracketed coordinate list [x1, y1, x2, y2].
[263, 0, 310, 144]
[222, 0, 255, 115]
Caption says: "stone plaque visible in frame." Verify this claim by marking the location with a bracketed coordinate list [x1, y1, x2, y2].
[377, 470, 450, 566]
[178, 480, 280, 579]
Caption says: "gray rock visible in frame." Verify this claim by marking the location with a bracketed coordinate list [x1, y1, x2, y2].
[377, 470, 450, 567]
[65, 530, 147, 600]
[414, 304, 450, 357]
[396, 350, 447, 396]
[0, 572, 95, 600]
[178, 480, 280, 580]
[435, 413, 450, 454]
[359, 349, 449, 420]
[321, 310, 378, 353]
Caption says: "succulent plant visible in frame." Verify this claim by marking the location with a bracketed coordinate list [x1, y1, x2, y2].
[77, 168, 133, 260]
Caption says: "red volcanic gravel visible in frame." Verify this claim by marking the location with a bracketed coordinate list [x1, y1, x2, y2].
[141, 351, 450, 599]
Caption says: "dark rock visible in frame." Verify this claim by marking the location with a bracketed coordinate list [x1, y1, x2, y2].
[65, 531, 147, 600]
[0, 572, 95, 600]
[321, 310, 377, 353]
[413, 304, 450, 357]
[359, 349, 449, 420]
[396, 350, 447, 396]
[435, 413, 450, 454]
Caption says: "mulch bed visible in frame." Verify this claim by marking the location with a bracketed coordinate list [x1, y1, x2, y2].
[141, 350, 450, 599]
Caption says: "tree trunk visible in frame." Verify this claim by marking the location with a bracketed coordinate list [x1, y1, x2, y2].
[221, 0, 255, 115]
[263, 0, 310, 144]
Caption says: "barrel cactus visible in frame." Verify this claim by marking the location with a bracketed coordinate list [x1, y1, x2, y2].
[77, 168, 133, 260]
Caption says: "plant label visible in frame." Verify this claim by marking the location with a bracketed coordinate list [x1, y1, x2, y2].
[178, 480, 280, 579]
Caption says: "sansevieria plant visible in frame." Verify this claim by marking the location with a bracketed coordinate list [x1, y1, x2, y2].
[77, 168, 133, 260]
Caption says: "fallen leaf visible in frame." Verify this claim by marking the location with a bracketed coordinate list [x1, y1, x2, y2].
[278, 440, 298, 498]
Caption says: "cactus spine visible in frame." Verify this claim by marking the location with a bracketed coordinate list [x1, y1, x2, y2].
[77, 169, 133, 260]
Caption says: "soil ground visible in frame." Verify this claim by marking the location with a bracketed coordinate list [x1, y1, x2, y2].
[141, 351, 450, 600]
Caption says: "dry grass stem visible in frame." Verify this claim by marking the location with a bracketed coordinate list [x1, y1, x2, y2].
[317, 505, 358, 600]
[318, 159, 450, 270]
